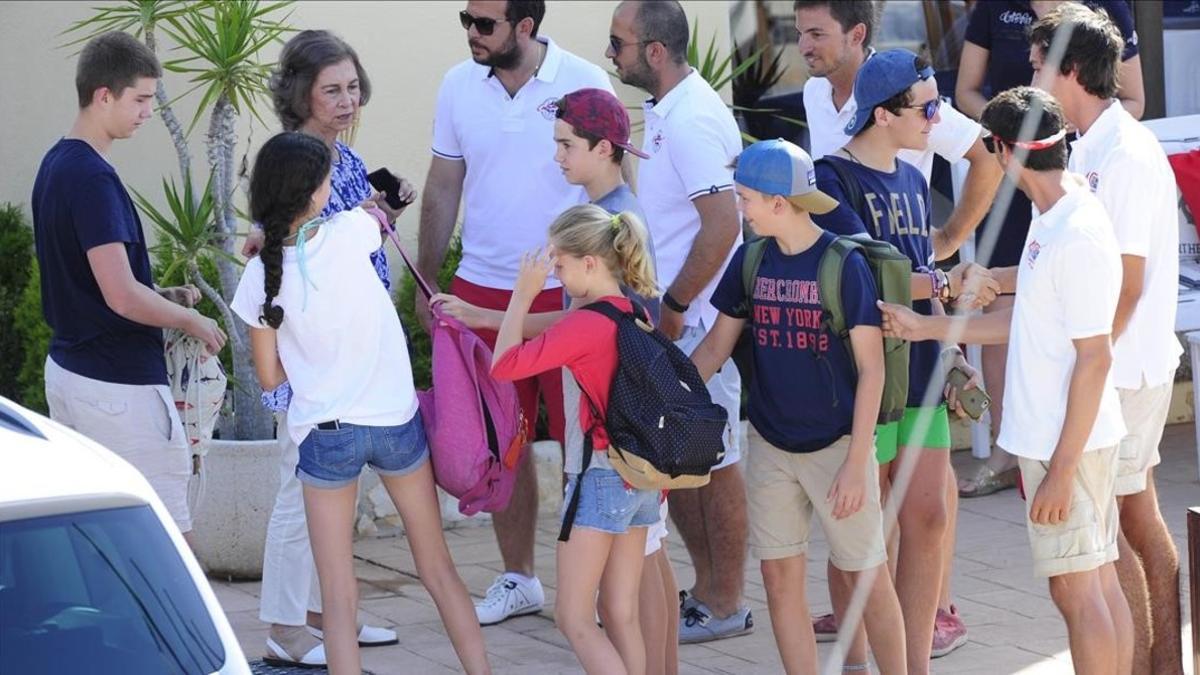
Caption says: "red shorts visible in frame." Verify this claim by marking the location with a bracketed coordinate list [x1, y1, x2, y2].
[450, 276, 565, 445]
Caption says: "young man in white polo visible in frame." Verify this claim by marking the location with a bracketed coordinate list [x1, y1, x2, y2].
[417, 0, 617, 625]
[1027, 5, 1184, 672]
[794, 0, 1003, 656]
[879, 85, 1134, 675]
[608, 0, 750, 643]
[33, 32, 227, 542]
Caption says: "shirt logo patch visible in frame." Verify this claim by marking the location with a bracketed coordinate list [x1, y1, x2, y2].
[1026, 240, 1042, 269]
[999, 10, 1033, 25]
[537, 97, 559, 120]
[651, 130, 665, 152]
[1087, 171, 1100, 192]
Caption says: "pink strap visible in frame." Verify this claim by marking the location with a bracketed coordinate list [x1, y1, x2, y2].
[380, 219, 434, 301]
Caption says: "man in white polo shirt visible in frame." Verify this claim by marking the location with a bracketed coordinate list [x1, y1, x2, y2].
[608, 0, 751, 644]
[417, 0, 615, 626]
[794, 0, 1002, 657]
[879, 86, 1133, 675]
[1028, 5, 1184, 673]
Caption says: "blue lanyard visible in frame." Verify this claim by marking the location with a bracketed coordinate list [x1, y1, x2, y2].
[286, 216, 327, 311]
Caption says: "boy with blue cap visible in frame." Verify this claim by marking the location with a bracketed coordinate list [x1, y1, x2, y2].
[811, 48, 994, 673]
[692, 138, 907, 674]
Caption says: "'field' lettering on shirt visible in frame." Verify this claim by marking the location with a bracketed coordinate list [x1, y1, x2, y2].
[863, 191, 928, 240]
[752, 276, 830, 352]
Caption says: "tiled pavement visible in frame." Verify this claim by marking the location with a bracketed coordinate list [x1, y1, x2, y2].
[215, 423, 1198, 674]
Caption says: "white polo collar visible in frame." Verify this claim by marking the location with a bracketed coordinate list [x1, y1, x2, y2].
[1071, 99, 1123, 154]
[644, 68, 702, 118]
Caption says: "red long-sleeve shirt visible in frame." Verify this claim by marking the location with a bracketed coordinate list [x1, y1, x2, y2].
[491, 296, 636, 450]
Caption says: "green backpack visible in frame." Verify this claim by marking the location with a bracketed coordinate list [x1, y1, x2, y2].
[740, 234, 912, 425]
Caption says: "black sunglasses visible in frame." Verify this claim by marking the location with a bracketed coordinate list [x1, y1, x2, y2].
[902, 97, 942, 121]
[608, 35, 653, 54]
[982, 132, 999, 154]
[459, 10, 509, 36]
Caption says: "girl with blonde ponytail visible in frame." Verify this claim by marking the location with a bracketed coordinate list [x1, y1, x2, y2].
[489, 203, 664, 674]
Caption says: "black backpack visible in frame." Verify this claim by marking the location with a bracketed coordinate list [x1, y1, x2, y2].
[557, 299, 728, 541]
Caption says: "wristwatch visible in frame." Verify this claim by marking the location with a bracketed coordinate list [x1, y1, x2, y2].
[662, 291, 689, 313]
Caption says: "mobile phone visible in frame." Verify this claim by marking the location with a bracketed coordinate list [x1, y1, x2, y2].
[367, 168, 412, 209]
[947, 366, 991, 421]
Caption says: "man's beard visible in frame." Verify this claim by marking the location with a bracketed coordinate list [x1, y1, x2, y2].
[474, 31, 522, 70]
[617, 51, 657, 92]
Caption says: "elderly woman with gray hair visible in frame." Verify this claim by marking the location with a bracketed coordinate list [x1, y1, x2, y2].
[246, 29, 415, 668]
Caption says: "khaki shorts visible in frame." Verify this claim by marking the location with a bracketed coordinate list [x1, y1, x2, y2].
[1018, 446, 1118, 578]
[1115, 381, 1172, 496]
[746, 427, 886, 570]
[44, 356, 193, 532]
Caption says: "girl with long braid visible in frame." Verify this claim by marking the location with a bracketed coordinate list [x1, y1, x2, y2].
[231, 132, 490, 675]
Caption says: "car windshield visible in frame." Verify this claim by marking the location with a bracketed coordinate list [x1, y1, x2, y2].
[0, 505, 225, 674]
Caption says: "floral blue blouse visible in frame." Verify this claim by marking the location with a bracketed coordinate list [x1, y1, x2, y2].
[260, 140, 392, 413]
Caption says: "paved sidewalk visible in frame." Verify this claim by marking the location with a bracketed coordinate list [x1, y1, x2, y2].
[215, 423, 1197, 674]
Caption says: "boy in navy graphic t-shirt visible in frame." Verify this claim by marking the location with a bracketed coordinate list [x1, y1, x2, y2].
[693, 139, 907, 675]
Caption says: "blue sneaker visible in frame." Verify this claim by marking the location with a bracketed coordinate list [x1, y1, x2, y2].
[679, 600, 754, 644]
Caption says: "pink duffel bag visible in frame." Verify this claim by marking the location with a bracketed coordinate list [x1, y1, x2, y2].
[381, 215, 527, 516]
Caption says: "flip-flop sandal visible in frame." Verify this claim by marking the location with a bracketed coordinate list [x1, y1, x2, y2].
[958, 464, 1018, 498]
[307, 623, 399, 647]
[264, 636, 326, 668]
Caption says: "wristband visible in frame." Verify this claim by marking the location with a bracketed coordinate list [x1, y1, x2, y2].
[934, 268, 952, 301]
[662, 291, 689, 313]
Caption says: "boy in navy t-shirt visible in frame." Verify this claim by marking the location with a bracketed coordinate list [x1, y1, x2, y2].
[31, 32, 226, 539]
[811, 49, 995, 670]
[693, 139, 906, 674]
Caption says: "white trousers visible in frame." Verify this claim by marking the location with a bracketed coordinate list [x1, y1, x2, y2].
[258, 411, 322, 625]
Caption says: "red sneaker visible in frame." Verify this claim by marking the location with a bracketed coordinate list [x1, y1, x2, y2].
[812, 612, 839, 643]
[930, 605, 968, 658]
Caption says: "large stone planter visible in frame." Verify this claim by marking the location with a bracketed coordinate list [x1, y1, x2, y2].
[189, 438, 280, 580]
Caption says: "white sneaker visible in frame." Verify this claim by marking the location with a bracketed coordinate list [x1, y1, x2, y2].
[474, 573, 544, 625]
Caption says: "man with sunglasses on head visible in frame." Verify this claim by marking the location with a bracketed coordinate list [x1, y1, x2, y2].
[810, 49, 999, 675]
[794, 1, 1003, 661]
[417, 0, 616, 627]
[1006, 5, 1182, 673]
[607, 0, 751, 645]
[878, 85, 1134, 675]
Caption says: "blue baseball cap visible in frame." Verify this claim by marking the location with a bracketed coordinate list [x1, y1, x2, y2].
[733, 138, 838, 214]
[844, 49, 936, 137]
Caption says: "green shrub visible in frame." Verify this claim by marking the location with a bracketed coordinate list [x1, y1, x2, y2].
[395, 236, 462, 390]
[14, 258, 51, 413]
[0, 204, 34, 402]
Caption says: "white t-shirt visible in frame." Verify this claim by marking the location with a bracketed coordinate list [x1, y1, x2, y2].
[638, 69, 744, 329]
[231, 209, 419, 446]
[802, 67, 979, 183]
[996, 183, 1127, 461]
[1068, 100, 1182, 389]
[431, 37, 614, 289]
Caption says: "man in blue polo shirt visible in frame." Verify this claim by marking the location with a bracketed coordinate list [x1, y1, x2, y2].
[32, 31, 226, 541]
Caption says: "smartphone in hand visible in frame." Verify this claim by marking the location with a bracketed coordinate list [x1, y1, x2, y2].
[367, 168, 412, 210]
[947, 366, 991, 421]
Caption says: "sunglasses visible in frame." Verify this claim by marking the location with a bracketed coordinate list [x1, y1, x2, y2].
[902, 97, 942, 121]
[459, 10, 509, 36]
[608, 35, 653, 54]
[982, 127, 1068, 154]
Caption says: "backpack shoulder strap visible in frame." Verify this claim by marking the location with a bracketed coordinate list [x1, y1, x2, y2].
[736, 237, 770, 317]
[815, 156, 866, 216]
[580, 300, 629, 322]
[817, 236, 863, 342]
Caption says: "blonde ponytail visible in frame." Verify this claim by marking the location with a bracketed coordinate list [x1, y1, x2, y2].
[549, 204, 659, 299]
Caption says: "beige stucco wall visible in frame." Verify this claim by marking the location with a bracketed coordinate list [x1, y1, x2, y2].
[0, 0, 732, 253]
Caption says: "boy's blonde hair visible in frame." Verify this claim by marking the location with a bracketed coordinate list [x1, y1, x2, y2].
[549, 204, 659, 299]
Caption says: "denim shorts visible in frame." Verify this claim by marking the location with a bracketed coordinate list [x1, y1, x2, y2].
[561, 468, 661, 534]
[297, 416, 429, 489]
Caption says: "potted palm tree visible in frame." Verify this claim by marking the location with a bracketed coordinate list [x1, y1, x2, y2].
[65, 0, 294, 579]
